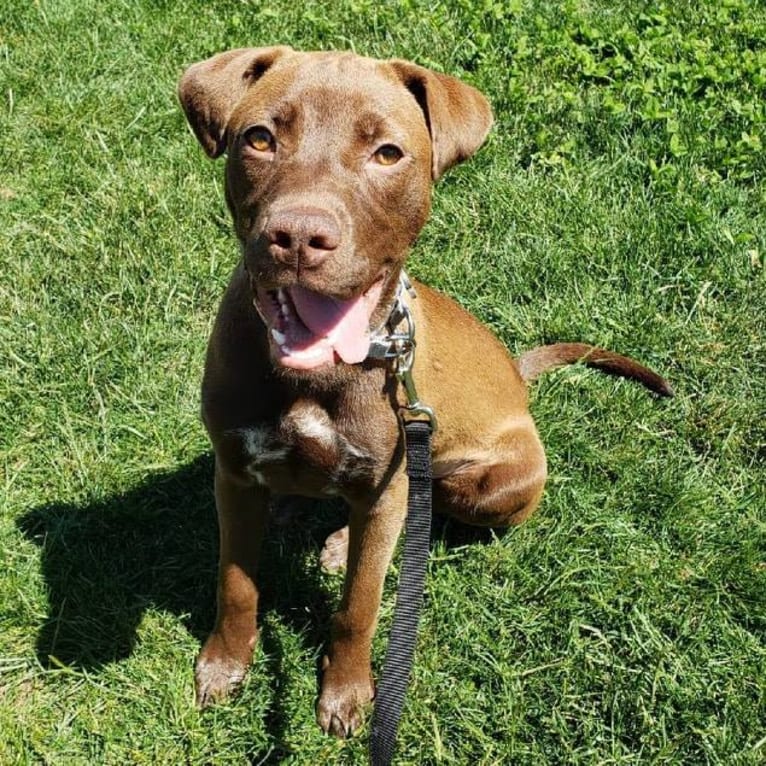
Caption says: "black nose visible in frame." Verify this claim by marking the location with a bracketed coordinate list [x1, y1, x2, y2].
[264, 206, 341, 268]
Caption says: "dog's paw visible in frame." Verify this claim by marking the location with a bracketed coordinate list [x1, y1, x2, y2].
[195, 643, 249, 707]
[320, 525, 349, 573]
[316, 661, 374, 737]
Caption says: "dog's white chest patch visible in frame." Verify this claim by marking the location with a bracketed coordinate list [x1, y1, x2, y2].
[234, 404, 373, 491]
[285, 404, 337, 446]
[237, 426, 288, 484]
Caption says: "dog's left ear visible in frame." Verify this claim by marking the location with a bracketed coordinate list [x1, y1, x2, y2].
[390, 61, 493, 180]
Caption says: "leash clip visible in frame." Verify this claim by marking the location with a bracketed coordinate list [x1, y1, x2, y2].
[391, 303, 437, 432]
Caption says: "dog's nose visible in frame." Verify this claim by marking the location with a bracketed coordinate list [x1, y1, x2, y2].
[264, 207, 341, 269]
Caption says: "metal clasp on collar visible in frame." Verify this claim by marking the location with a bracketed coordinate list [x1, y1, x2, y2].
[390, 302, 437, 432]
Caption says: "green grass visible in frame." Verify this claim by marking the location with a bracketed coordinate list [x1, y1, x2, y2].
[1, 0, 765, 763]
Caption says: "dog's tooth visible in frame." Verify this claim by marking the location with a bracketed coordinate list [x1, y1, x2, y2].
[277, 288, 287, 304]
[289, 345, 324, 360]
[271, 328, 287, 345]
[280, 344, 292, 355]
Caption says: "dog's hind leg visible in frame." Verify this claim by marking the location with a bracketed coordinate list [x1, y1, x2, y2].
[434, 420, 547, 527]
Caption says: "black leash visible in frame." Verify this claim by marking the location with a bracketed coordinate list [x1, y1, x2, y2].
[370, 418, 433, 766]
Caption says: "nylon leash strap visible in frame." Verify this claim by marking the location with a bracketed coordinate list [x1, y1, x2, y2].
[370, 418, 433, 766]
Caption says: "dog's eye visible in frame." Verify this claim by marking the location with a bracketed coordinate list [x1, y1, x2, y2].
[373, 144, 403, 166]
[244, 126, 275, 153]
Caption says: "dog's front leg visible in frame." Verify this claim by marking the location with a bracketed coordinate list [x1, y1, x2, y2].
[317, 468, 408, 737]
[195, 460, 268, 706]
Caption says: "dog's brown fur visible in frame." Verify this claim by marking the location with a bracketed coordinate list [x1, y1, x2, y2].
[178, 47, 671, 737]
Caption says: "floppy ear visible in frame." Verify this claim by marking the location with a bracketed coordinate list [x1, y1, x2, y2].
[178, 46, 293, 158]
[390, 60, 493, 180]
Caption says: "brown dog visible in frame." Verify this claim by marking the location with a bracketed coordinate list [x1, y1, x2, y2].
[178, 47, 671, 738]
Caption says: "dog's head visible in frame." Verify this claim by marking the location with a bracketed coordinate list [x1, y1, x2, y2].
[179, 47, 492, 372]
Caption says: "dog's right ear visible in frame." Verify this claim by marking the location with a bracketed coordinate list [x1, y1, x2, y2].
[178, 46, 292, 159]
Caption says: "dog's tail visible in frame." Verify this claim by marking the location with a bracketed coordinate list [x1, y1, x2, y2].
[517, 343, 674, 397]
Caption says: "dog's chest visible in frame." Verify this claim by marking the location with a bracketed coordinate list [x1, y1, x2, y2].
[235, 402, 375, 496]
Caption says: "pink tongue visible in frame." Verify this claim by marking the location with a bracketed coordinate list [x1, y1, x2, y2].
[289, 284, 373, 364]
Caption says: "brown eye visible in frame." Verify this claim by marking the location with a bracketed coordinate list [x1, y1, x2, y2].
[373, 144, 403, 166]
[244, 126, 275, 152]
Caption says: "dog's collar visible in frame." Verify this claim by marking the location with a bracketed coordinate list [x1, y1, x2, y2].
[368, 270, 437, 429]
[367, 271, 417, 361]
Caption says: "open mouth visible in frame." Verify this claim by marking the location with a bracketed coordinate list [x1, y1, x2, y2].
[252, 277, 386, 370]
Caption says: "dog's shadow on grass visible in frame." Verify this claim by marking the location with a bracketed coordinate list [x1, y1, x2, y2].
[16, 454, 350, 668]
[17, 455, 496, 751]
[18, 454, 219, 667]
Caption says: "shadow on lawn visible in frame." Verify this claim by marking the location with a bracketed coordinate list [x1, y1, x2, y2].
[16, 454, 350, 669]
[18, 454, 220, 666]
[17, 455, 496, 754]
